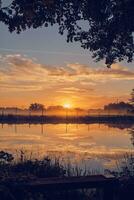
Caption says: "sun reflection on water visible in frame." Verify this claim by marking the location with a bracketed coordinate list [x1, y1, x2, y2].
[0, 123, 134, 170]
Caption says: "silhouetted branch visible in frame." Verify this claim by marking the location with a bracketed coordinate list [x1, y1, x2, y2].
[0, 0, 134, 66]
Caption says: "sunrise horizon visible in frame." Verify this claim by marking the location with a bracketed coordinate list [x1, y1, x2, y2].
[0, 53, 133, 109]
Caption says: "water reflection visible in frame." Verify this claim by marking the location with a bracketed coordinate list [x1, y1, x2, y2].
[0, 123, 134, 170]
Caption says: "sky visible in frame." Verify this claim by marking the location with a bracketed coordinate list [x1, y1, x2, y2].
[0, 5, 134, 109]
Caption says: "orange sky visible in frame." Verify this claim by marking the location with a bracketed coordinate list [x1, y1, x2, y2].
[0, 54, 133, 109]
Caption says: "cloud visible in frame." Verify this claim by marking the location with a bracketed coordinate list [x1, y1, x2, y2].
[0, 54, 134, 94]
[57, 86, 94, 95]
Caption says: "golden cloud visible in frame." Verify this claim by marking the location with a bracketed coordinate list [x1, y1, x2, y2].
[0, 54, 134, 93]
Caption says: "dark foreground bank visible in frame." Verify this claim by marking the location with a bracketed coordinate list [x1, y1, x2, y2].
[0, 151, 134, 200]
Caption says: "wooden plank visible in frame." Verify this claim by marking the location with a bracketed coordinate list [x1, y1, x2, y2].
[1, 175, 119, 200]
[5, 175, 119, 191]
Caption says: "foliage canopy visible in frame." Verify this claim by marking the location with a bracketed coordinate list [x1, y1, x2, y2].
[0, 0, 134, 67]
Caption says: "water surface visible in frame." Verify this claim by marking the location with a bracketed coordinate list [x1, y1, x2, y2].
[0, 123, 134, 171]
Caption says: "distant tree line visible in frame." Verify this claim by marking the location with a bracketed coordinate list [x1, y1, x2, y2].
[104, 102, 133, 112]
[1, 89, 134, 114]
[104, 89, 134, 113]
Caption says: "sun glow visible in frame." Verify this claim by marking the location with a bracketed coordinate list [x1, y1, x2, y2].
[63, 103, 71, 109]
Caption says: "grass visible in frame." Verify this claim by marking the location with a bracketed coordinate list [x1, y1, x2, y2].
[0, 151, 97, 200]
[105, 153, 134, 178]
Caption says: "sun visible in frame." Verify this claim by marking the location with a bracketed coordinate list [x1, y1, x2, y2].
[63, 103, 71, 109]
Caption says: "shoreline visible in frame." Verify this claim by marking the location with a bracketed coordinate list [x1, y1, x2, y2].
[0, 114, 134, 125]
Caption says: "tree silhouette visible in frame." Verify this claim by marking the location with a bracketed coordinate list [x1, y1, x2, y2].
[104, 102, 133, 111]
[29, 103, 45, 112]
[0, 0, 134, 66]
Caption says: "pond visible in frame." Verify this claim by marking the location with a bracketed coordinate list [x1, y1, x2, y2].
[0, 123, 134, 172]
